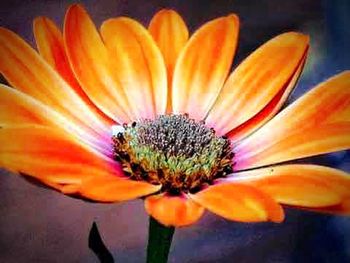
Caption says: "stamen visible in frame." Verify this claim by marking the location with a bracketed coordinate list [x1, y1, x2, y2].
[112, 114, 234, 193]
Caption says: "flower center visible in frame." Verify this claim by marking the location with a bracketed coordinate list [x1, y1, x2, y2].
[112, 114, 234, 194]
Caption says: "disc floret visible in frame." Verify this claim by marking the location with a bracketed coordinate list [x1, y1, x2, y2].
[112, 114, 233, 194]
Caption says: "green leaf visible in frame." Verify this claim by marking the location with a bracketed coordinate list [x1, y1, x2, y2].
[88, 222, 114, 263]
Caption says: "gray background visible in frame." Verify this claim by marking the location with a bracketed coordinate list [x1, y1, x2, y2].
[1, 0, 350, 262]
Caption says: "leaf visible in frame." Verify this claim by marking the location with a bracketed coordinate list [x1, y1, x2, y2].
[88, 221, 115, 263]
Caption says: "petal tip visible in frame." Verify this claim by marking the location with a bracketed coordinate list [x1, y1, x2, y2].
[226, 13, 239, 23]
[68, 3, 84, 10]
[270, 207, 285, 223]
[150, 8, 186, 31]
[145, 194, 204, 227]
[284, 31, 310, 44]
[299, 33, 310, 44]
[33, 16, 45, 25]
[0, 26, 11, 35]
[340, 70, 350, 76]
[154, 8, 179, 16]
[66, 3, 86, 17]
[33, 16, 53, 33]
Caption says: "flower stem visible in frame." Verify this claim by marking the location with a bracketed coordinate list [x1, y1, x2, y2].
[146, 216, 175, 263]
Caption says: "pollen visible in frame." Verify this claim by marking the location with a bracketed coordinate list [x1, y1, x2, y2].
[112, 114, 234, 194]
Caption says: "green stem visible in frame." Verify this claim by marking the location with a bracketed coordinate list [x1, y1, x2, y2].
[146, 216, 175, 263]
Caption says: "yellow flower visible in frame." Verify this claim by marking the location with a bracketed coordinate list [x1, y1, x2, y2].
[0, 4, 349, 227]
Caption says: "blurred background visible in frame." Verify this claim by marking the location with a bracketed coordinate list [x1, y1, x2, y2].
[0, 0, 349, 262]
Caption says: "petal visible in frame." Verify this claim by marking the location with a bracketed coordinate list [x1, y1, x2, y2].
[0, 84, 50, 125]
[149, 9, 188, 77]
[206, 32, 309, 136]
[79, 176, 161, 202]
[144, 193, 205, 227]
[100, 17, 167, 119]
[226, 56, 305, 143]
[64, 4, 132, 123]
[0, 125, 121, 190]
[33, 16, 81, 88]
[0, 26, 110, 147]
[148, 9, 189, 112]
[226, 56, 306, 144]
[0, 84, 111, 154]
[33, 16, 113, 126]
[0, 125, 157, 202]
[301, 200, 350, 216]
[226, 165, 350, 208]
[235, 71, 350, 170]
[172, 14, 239, 120]
[189, 183, 284, 223]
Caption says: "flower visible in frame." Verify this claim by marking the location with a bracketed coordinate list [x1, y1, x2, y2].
[0, 4, 349, 227]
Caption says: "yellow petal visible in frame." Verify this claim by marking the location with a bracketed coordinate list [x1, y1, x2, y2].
[207, 32, 309, 137]
[149, 9, 189, 112]
[235, 71, 350, 170]
[33, 16, 113, 126]
[228, 164, 350, 207]
[100, 17, 167, 119]
[64, 4, 132, 123]
[0, 26, 110, 145]
[190, 183, 284, 223]
[145, 193, 204, 227]
[172, 14, 239, 120]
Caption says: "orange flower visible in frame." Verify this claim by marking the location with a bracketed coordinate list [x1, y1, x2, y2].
[0, 4, 349, 227]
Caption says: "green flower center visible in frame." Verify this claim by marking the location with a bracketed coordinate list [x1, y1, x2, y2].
[112, 114, 234, 194]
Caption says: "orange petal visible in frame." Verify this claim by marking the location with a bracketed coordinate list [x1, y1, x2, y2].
[235, 71, 350, 170]
[144, 193, 205, 227]
[100, 17, 167, 119]
[79, 175, 161, 202]
[300, 199, 350, 216]
[227, 165, 350, 208]
[172, 14, 239, 120]
[0, 125, 122, 190]
[148, 9, 189, 112]
[226, 55, 305, 143]
[206, 32, 309, 136]
[0, 84, 111, 154]
[0, 26, 110, 146]
[0, 84, 51, 125]
[189, 183, 284, 223]
[226, 56, 306, 144]
[33, 16, 81, 88]
[33, 16, 113, 126]
[64, 4, 132, 123]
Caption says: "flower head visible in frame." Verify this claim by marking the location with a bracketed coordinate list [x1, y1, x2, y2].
[0, 4, 349, 227]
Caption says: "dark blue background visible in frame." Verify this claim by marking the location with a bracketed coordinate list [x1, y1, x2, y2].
[0, 0, 349, 262]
